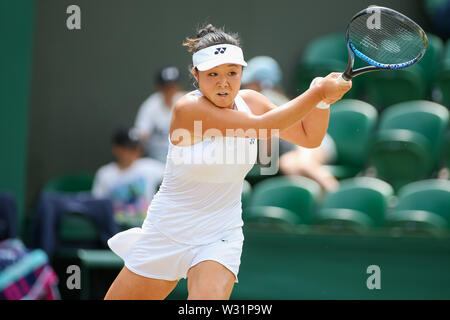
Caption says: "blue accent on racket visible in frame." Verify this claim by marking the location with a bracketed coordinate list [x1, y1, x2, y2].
[348, 42, 419, 70]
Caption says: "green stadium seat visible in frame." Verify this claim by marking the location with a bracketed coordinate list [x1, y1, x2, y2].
[409, 33, 444, 93]
[437, 71, 450, 109]
[295, 33, 362, 99]
[361, 69, 427, 111]
[386, 179, 450, 237]
[370, 129, 433, 190]
[245, 163, 277, 186]
[244, 206, 302, 231]
[324, 99, 378, 179]
[443, 129, 450, 170]
[241, 179, 252, 212]
[313, 177, 394, 233]
[436, 39, 450, 108]
[245, 176, 322, 225]
[58, 212, 101, 244]
[369, 100, 449, 190]
[44, 173, 95, 193]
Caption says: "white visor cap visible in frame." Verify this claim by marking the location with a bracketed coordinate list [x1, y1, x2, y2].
[193, 44, 247, 71]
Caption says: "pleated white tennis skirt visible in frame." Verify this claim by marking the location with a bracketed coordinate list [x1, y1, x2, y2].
[107, 223, 244, 283]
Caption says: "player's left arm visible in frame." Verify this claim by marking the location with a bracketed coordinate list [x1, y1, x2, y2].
[240, 89, 329, 148]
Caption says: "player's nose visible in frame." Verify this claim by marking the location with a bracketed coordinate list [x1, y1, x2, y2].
[217, 76, 229, 87]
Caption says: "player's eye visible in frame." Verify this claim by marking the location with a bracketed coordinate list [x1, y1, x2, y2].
[208, 72, 217, 77]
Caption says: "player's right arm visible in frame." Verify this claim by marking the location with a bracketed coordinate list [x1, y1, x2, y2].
[170, 73, 350, 145]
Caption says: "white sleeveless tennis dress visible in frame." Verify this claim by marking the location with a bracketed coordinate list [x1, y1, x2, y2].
[107, 89, 258, 282]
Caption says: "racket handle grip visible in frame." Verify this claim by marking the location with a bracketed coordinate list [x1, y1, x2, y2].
[338, 73, 351, 83]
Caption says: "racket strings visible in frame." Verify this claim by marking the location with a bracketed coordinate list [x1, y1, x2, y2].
[349, 11, 424, 65]
[375, 13, 422, 61]
[351, 20, 420, 63]
[352, 15, 419, 52]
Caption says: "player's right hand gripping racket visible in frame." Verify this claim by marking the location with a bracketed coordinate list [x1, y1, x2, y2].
[339, 6, 428, 83]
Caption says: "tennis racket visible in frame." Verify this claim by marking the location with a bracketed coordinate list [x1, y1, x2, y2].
[339, 6, 428, 83]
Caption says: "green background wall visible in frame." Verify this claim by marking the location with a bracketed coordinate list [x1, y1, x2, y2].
[0, 0, 34, 237]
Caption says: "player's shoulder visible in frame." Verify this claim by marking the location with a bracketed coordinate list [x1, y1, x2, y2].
[173, 90, 211, 114]
[239, 88, 280, 103]
[238, 89, 276, 115]
[238, 89, 260, 100]
[169, 90, 189, 108]
[175, 90, 199, 104]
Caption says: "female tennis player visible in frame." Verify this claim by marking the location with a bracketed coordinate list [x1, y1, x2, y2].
[104, 24, 351, 300]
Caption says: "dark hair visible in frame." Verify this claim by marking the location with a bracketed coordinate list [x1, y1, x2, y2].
[112, 127, 141, 149]
[183, 23, 241, 53]
[183, 24, 242, 87]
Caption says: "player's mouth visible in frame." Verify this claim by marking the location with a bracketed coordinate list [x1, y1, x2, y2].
[217, 92, 229, 98]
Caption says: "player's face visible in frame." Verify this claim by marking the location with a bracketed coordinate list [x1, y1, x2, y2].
[194, 64, 242, 109]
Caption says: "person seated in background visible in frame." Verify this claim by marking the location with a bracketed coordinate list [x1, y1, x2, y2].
[242, 56, 339, 191]
[241, 55, 290, 107]
[134, 66, 186, 163]
[279, 134, 339, 192]
[92, 127, 165, 228]
[279, 76, 340, 192]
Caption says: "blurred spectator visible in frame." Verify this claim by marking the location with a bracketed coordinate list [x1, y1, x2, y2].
[242, 55, 290, 106]
[92, 127, 165, 228]
[242, 56, 339, 191]
[279, 135, 339, 192]
[0, 239, 60, 300]
[134, 66, 186, 163]
[0, 196, 60, 300]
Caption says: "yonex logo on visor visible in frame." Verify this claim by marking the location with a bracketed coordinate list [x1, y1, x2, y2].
[214, 47, 227, 54]
[193, 44, 247, 71]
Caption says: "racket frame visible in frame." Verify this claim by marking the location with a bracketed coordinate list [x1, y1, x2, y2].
[342, 6, 428, 81]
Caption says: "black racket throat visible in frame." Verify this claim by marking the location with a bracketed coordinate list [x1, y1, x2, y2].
[342, 45, 381, 81]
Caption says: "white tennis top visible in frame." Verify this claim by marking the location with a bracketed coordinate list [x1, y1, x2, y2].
[140, 89, 258, 245]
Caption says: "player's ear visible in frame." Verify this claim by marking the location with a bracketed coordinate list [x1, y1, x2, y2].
[192, 67, 199, 82]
